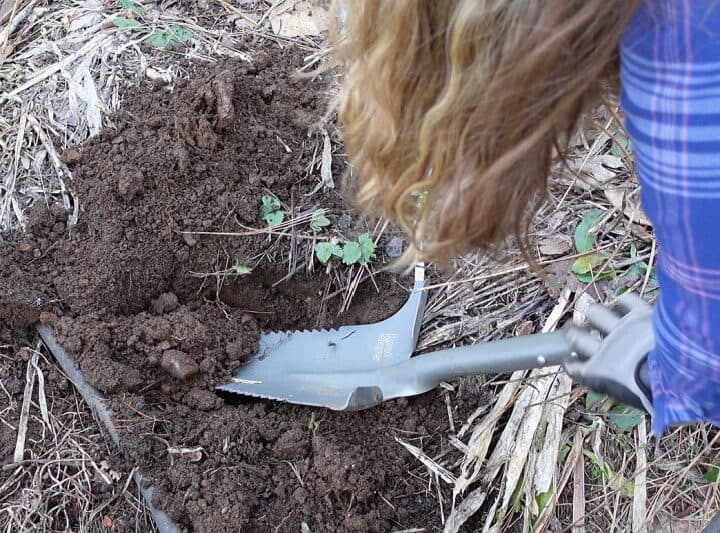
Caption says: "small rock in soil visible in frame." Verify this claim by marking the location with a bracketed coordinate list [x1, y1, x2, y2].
[385, 236, 404, 258]
[161, 350, 199, 380]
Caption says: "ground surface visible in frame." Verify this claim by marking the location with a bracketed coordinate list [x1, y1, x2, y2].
[4, 4, 720, 530]
[0, 45, 484, 532]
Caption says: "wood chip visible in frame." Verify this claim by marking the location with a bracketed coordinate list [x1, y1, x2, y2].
[167, 446, 204, 463]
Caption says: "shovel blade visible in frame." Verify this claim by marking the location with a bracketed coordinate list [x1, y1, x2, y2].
[216, 266, 428, 410]
[217, 372, 384, 411]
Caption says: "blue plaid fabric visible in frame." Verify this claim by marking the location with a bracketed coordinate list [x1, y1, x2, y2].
[620, 1, 720, 435]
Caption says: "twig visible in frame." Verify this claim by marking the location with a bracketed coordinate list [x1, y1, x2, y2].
[35, 325, 180, 533]
[395, 437, 456, 485]
[215, 0, 258, 25]
[572, 439, 586, 533]
[633, 419, 648, 533]
[640, 237, 657, 297]
[0, 0, 38, 46]
[13, 351, 37, 462]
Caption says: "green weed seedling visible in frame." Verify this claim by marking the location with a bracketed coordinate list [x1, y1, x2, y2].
[260, 195, 285, 227]
[232, 261, 252, 276]
[113, 1, 193, 48]
[314, 239, 343, 265]
[309, 209, 331, 232]
[308, 411, 320, 435]
[314, 232, 376, 267]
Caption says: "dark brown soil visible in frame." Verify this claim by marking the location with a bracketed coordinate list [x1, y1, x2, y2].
[1, 46, 478, 532]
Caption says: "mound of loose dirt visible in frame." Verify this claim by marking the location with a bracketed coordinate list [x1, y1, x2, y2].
[1, 46, 481, 532]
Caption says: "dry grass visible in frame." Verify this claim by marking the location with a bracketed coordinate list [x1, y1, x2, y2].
[3, 0, 720, 531]
[400, 106, 720, 531]
[0, 345, 156, 532]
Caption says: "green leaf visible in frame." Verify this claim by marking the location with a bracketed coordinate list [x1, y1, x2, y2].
[264, 211, 284, 227]
[357, 233, 376, 265]
[536, 489, 553, 513]
[558, 444, 571, 465]
[509, 474, 524, 513]
[145, 25, 193, 48]
[112, 17, 141, 30]
[580, 418, 601, 437]
[232, 263, 252, 275]
[609, 404, 644, 432]
[575, 270, 620, 283]
[310, 209, 331, 232]
[308, 411, 320, 434]
[314, 242, 342, 265]
[628, 261, 648, 278]
[609, 470, 635, 497]
[610, 134, 633, 157]
[572, 253, 608, 275]
[705, 462, 720, 483]
[341, 241, 362, 265]
[168, 24, 193, 43]
[120, 0, 146, 15]
[574, 209, 605, 253]
[585, 390, 605, 411]
[260, 195, 284, 227]
[261, 195, 280, 215]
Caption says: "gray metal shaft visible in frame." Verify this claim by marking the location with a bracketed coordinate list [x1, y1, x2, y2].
[388, 330, 573, 385]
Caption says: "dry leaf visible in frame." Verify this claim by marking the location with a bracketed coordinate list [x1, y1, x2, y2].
[269, 0, 329, 37]
[572, 154, 624, 189]
[604, 187, 652, 227]
[538, 235, 572, 256]
[0, 0, 13, 24]
[307, 127, 334, 195]
[545, 210, 569, 233]
[572, 292, 596, 326]
[102, 515, 113, 529]
[533, 372, 572, 495]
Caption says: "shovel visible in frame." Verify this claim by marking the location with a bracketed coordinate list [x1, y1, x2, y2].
[217, 265, 654, 415]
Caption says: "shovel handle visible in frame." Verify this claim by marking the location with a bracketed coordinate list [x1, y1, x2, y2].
[397, 330, 653, 415]
[398, 331, 573, 384]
